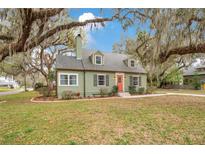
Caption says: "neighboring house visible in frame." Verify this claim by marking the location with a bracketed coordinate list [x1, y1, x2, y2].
[183, 65, 205, 90]
[56, 34, 147, 98]
[0, 76, 19, 88]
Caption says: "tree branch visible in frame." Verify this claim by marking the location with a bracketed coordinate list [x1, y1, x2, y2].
[25, 17, 113, 50]
[159, 43, 205, 63]
[32, 9, 64, 20]
[0, 10, 113, 62]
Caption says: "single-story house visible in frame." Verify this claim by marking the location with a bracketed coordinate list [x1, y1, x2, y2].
[0, 76, 19, 88]
[183, 65, 205, 90]
[56, 34, 147, 98]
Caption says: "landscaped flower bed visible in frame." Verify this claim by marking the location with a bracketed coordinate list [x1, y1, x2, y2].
[33, 96, 59, 101]
[33, 94, 118, 102]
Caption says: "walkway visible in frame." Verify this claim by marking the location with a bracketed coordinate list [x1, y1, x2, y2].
[0, 89, 24, 96]
[122, 93, 205, 98]
[167, 93, 205, 97]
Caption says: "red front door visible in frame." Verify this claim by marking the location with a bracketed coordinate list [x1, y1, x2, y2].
[117, 75, 123, 92]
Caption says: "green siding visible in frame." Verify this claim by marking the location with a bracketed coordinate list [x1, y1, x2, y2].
[57, 70, 84, 98]
[84, 71, 115, 96]
[124, 73, 147, 92]
[57, 70, 147, 98]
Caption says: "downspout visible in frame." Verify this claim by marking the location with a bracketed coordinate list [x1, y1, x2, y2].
[56, 70, 58, 97]
[81, 60, 86, 98]
[83, 71, 86, 97]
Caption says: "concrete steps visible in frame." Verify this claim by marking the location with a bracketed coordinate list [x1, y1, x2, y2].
[118, 92, 131, 97]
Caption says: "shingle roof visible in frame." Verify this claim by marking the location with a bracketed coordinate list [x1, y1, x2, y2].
[56, 50, 146, 74]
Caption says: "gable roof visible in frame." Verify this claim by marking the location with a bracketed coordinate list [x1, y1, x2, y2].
[92, 50, 104, 56]
[56, 50, 146, 74]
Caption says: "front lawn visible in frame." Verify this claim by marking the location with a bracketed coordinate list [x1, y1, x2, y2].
[0, 92, 204, 144]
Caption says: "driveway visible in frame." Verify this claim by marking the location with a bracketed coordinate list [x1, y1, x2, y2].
[0, 89, 24, 96]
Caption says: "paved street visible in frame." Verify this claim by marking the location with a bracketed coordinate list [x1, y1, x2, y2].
[0, 89, 24, 96]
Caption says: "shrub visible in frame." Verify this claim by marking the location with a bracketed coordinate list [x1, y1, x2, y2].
[146, 86, 156, 94]
[76, 92, 80, 97]
[192, 81, 201, 90]
[108, 92, 113, 97]
[112, 85, 118, 95]
[99, 88, 109, 97]
[61, 90, 75, 100]
[138, 87, 145, 94]
[37, 87, 50, 97]
[129, 86, 137, 95]
[34, 82, 44, 90]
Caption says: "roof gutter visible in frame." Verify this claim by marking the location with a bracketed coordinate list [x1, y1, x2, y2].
[56, 68, 147, 74]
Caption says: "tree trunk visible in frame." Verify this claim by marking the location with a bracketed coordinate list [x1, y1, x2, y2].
[148, 75, 153, 87]
[45, 76, 53, 97]
[47, 80, 53, 97]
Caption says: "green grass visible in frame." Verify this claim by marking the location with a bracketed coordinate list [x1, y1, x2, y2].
[156, 88, 205, 95]
[0, 91, 205, 144]
[0, 87, 14, 92]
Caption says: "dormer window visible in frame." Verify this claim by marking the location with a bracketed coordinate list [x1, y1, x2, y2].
[95, 55, 102, 65]
[130, 60, 135, 67]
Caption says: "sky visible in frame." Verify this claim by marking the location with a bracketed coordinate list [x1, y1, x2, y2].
[69, 8, 138, 52]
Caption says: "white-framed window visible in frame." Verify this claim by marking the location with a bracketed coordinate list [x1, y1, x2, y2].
[69, 74, 77, 86]
[97, 74, 106, 86]
[95, 55, 103, 65]
[59, 73, 78, 86]
[130, 60, 135, 67]
[60, 74, 69, 86]
[133, 76, 138, 85]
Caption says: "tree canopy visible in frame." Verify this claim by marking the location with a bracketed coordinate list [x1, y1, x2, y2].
[1, 9, 205, 63]
[1, 8, 205, 87]
[0, 9, 115, 61]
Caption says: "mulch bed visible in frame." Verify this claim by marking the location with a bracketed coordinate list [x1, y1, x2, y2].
[33, 95, 119, 102]
[33, 96, 59, 101]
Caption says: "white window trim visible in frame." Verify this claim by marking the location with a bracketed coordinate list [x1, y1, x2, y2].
[59, 73, 69, 86]
[59, 73, 78, 87]
[69, 73, 79, 87]
[95, 55, 103, 65]
[97, 74, 106, 87]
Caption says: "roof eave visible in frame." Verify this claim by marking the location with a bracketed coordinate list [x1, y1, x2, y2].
[56, 67, 147, 74]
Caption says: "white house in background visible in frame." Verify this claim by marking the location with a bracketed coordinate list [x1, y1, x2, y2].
[0, 76, 19, 88]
